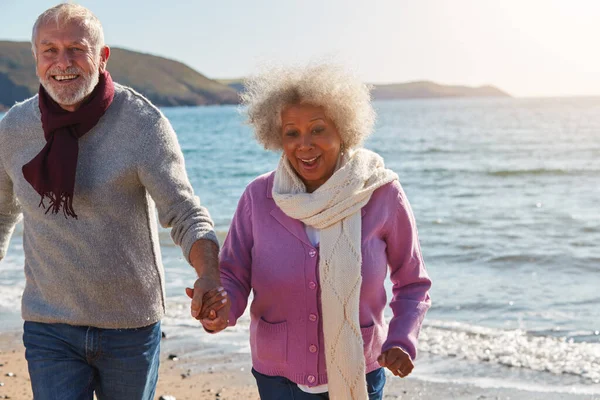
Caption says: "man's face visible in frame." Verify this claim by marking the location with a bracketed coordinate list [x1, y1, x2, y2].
[34, 20, 109, 111]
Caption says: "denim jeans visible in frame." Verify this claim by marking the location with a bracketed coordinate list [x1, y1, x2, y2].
[252, 367, 386, 400]
[23, 321, 161, 400]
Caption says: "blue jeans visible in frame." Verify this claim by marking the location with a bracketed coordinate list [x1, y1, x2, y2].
[252, 367, 386, 400]
[23, 321, 161, 400]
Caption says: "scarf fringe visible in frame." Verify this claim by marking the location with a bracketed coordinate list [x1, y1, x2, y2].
[39, 192, 78, 219]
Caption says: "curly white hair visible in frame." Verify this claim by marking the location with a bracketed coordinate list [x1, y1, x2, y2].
[241, 63, 376, 151]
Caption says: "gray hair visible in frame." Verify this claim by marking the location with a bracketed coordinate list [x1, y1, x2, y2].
[241, 63, 376, 151]
[31, 3, 105, 54]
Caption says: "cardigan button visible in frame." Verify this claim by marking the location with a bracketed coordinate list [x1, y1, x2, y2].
[308, 281, 317, 290]
[309, 314, 317, 322]
[309, 249, 317, 257]
[307, 375, 316, 383]
[309, 345, 318, 353]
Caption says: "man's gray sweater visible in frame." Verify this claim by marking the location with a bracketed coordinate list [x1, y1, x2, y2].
[0, 84, 218, 329]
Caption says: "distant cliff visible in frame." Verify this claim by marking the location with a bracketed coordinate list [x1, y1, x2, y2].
[1, 39, 510, 111]
[218, 79, 510, 100]
[0, 41, 239, 110]
[371, 81, 510, 99]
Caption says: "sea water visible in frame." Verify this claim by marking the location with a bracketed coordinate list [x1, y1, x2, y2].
[1, 97, 599, 394]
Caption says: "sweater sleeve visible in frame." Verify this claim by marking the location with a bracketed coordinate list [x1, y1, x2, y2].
[219, 188, 253, 326]
[381, 181, 432, 360]
[137, 115, 218, 263]
[0, 134, 22, 261]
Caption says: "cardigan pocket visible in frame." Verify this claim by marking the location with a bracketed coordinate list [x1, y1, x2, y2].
[361, 323, 376, 350]
[361, 323, 383, 363]
[256, 318, 288, 363]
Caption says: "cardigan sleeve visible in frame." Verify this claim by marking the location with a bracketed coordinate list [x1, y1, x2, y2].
[381, 181, 432, 360]
[219, 188, 254, 326]
[137, 115, 218, 263]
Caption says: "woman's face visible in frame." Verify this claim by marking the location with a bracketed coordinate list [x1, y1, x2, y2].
[280, 104, 342, 193]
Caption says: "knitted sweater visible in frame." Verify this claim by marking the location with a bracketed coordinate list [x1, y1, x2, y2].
[0, 84, 218, 329]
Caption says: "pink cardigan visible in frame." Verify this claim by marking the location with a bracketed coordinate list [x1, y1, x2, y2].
[220, 171, 431, 387]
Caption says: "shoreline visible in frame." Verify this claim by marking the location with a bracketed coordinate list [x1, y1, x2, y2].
[1, 329, 597, 400]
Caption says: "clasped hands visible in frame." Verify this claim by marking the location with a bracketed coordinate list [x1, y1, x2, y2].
[185, 276, 230, 333]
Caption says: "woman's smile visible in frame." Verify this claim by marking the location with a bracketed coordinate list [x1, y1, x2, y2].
[280, 104, 342, 193]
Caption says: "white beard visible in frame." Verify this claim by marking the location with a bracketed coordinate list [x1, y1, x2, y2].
[40, 67, 100, 106]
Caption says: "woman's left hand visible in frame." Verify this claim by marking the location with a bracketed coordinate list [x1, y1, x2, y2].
[377, 347, 414, 378]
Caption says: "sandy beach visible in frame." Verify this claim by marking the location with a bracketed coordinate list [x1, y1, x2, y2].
[0, 330, 597, 400]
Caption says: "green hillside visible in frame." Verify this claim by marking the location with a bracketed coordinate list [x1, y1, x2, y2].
[0, 39, 510, 112]
[0, 41, 37, 111]
[0, 41, 239, 110]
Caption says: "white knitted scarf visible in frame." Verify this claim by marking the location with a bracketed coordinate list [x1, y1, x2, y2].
[273, 148, 398, 400]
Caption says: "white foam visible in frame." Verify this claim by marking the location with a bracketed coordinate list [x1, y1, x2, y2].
[419, 320, 600, 383]
[0, 284, 24, 311]
[412, 372, 600, 396]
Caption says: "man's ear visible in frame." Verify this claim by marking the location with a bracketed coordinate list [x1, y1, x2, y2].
[99, 45, 110, 72]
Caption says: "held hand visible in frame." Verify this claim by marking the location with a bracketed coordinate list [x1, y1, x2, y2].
[185, 285, 230, 334]
[377, 347, 414, 378]
[187, 276, 222, 319]
[185, 286, 227, 319]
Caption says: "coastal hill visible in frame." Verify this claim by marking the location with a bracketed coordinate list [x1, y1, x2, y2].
[371, 81, 510, 99]
[0, 41, 239, 110]
[1, 39, 509, 111]
[218, 79, 511, 99]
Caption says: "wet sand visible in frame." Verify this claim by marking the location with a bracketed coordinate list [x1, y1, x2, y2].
[0, 330, 597, 400]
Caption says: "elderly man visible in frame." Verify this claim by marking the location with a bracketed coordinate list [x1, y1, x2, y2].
[0, 3, 225, 399]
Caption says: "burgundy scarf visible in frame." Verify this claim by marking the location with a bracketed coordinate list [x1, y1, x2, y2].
[22, 70, 115, 219]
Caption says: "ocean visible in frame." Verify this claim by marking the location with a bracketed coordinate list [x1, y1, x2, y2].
[1, 97, 599, 395]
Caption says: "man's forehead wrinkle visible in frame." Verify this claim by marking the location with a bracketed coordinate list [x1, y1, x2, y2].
[37, 22, 94, 45]
[39, 17, 92, 35]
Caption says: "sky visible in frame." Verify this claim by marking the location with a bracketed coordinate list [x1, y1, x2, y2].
[1, 0, 599, 97]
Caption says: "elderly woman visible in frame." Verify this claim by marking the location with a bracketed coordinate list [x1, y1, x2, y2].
[202, 64, 431, 400]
